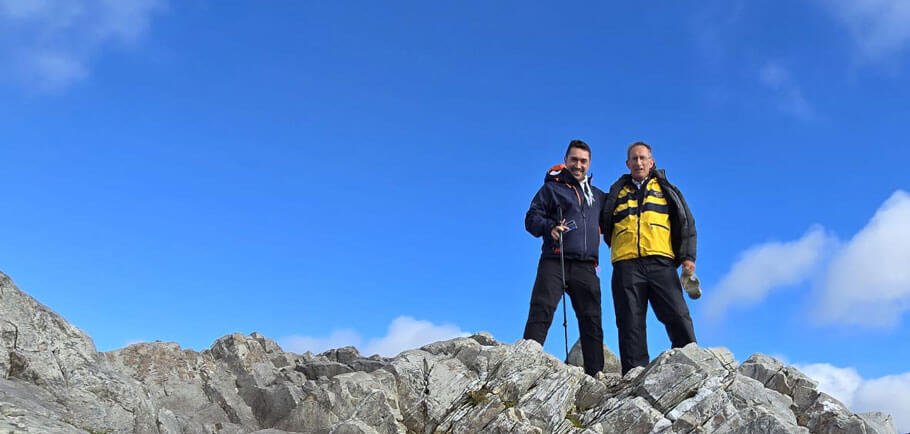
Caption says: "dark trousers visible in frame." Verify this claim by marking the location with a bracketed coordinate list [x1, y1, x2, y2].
[611, 256, 696, 374]
[523, 258, 604, 376]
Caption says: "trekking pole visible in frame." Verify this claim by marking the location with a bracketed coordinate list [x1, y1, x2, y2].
[558, 207, 569, 362]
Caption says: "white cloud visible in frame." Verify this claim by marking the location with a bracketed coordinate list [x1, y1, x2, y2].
[817, 0, 910, 62]
[797, 362, 908, 433]
[362, 316, 470, 357]
[279, 316, 470, 357]
[758, 62, 817, 121]
[0, 0, 166, 91]
[708, 190, 910, 328]
[705, 226, 833, 320]
[855, 373, 910, 432]
[797, 363, 864, 405]
[279, 329, 363, 355]
[815, 190, 910, 327]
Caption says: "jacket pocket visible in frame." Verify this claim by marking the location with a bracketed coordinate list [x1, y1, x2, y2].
[649, 223, 670, 232]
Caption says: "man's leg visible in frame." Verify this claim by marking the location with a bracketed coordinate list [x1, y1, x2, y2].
[646, 257, 696, 348]
[566, 261, 604, 376]
[523, 258, 564, 345]
[611, 259, 650, 375]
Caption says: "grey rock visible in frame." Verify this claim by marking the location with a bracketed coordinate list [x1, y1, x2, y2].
[420, 335, 481, 357]
[275, 370, 404, 433]
[0, 271, 899, 434]
[0, 378, 86, 433]
[859, 412, 897, 434]
[623, 365, 645, 382]
[574, 374, 613, 412]
[470, 331, 500, 346]
[478, 407, 545, 433]
[594, 396, 669, 434]
[738, 353, 820, 415]
[724, 374, 807, 433]
[104, 339, 261, 431]
[799, 392, 875, 434]
[387, 349, 479, 432]
[734, 406, 811, 434]
[296, 358, 355, 379]
[319, 346, 363, 364]
[0, 272, 156, 434]
[292, 345, 390, 382]
[436, 387, 507, 433]
[666, 377, 739, 432]
[566, 339, 622, 375]
[633, 344, 733, 413]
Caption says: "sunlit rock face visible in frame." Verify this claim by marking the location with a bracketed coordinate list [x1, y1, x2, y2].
[0, 272, 897, 433]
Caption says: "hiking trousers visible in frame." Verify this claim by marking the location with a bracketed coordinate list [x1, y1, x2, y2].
[611, 255, 696, 375]
[523, 257, 604, 376]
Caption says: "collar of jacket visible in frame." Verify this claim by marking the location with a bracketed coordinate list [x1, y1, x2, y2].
[617, 168, 670, 188]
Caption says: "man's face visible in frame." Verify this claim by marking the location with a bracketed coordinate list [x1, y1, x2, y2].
[626, 145, 654, 181]
[564, 147, 591, 182]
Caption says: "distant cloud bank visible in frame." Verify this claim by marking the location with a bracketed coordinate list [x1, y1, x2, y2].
[707, 190, 910, 328]
[280, 316, 470, 357]
[816, 190, 910, 327]
[705, 225, 834, 320]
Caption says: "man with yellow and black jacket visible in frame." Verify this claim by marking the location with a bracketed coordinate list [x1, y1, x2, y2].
[600, 141, 697, 375]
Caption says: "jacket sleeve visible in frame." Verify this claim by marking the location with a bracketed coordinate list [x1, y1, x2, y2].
[671, 184, 697, 262]
[525, 185, 556, 238]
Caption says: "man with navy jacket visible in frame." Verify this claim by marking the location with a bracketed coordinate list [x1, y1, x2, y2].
[523, 139, 606, 376]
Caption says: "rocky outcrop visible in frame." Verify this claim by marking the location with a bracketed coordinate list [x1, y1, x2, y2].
[0, 272, 158, 433]
[566, 339, 622, 375]
[0, 272, 898, 433]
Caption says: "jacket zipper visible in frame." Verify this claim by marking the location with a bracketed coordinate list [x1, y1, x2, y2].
[636, 184, 643, 258]
[569, 183, 591, 258]
[583, 199, 588, 257]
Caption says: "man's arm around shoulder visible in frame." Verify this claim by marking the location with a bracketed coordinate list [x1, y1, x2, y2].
[599, 176, 626, 247]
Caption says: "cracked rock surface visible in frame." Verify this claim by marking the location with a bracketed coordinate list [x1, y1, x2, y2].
[0, 272, 898, 433]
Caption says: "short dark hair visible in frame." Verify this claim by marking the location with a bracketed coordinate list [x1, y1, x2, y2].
[565, 139, 591, 159]
[626, 141, 652, 159]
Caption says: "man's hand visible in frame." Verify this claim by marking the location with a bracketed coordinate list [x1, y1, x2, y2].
[550, 220, 569, 241]
[682, 260, 696, 275]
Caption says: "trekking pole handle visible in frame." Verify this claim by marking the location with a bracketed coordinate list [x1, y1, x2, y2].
[557, 206, 564, 240]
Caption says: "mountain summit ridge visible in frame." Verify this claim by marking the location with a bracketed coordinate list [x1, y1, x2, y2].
[0, 272, 896, 433]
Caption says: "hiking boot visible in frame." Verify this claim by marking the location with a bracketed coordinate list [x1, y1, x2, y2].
[681, 270, 701, 300]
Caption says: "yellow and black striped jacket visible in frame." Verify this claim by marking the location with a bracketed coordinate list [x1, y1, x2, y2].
[599, 169, 696, 265]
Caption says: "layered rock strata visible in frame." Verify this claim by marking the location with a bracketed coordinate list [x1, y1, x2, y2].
[0, 272, 896, 433]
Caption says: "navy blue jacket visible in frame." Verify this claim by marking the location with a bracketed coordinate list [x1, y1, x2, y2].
[525, 165, 605, 262]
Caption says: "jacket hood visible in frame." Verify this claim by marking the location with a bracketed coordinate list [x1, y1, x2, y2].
[544, 164, 593, 185]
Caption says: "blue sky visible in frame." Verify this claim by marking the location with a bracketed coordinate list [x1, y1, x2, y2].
[2, 0, 909, 429]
